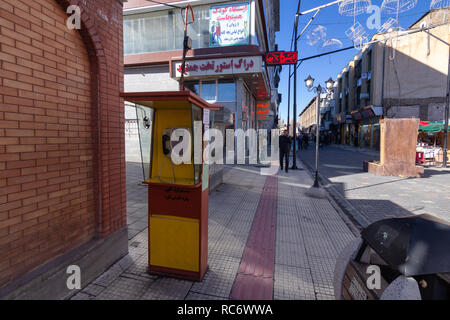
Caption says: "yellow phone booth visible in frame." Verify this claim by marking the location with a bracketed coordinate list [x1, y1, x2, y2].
[121, 91, 221, 281]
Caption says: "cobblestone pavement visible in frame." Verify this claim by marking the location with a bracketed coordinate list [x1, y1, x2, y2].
[297, 144, 450, 227]
[70, 162, 357, 300]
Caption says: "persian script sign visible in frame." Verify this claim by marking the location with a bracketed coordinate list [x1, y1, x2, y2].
[209, 2, 250, 47]
[265, 51, 298, 66]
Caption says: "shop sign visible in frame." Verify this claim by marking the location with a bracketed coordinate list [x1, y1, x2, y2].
[203, 109, 210, 124]
[265, 51, 298, 65]
[351, 111, 362, 121]
[209, 2, 250, 47]
[173, 56, 261, 78]
[361, 108, 375, 119]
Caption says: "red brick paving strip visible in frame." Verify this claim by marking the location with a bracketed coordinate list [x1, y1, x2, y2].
[229, 175, 278, 300]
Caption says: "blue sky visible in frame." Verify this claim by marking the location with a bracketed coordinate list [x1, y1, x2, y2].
[276, 0, 436, 123]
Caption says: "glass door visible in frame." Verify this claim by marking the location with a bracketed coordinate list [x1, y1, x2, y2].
[135, 103, 154, 181]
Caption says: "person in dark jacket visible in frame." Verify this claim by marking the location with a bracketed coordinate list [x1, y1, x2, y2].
[279, 130, 291, 173]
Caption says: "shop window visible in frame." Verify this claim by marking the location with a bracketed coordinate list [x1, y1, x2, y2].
[185, 81, 200, 95]
[218, 80, 236, 102]
[200, 81, 216, 101]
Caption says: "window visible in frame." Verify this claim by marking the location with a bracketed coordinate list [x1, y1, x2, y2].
[201, 81, 216, 101]
[184, 80, 237, 102]
[218, 80, 236, 101]
[124, 6, 211, 55]
[185, 82, 200, 95]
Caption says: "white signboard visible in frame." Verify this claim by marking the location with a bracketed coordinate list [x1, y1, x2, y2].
[203, 109, 210, 124]
[209, 2, 250, 47]
[174, 56, 262, 78]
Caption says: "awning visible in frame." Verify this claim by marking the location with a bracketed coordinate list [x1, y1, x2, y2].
[419, 120, 449, 133]
[351, 105, 383, 120]
[120, 91, 223, 111]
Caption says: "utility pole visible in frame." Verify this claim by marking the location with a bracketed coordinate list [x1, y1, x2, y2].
[287, 64, 291, 134]
[179, 5, 194, 91]
[291, 0, 302, 170]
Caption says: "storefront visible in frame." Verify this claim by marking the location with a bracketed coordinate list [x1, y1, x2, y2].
[334, 112, 353, 145]
[171, 55, 271, 130]
[417, 121, 450, 165]
[350, 105, 383, 150]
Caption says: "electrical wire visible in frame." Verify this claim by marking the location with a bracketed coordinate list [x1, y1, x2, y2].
[145, 0, 183, 9]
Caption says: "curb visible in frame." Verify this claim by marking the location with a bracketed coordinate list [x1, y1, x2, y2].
[297, 155, 370, 234]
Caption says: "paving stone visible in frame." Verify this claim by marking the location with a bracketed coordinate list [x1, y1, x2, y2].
[70, 291, 93, 300]
[275, 241, 309, 269]
[190, 255, 240, 298]
[82, 283, 106, 297]
[141, 277, 193, 300]
[308, 256, 336, 296]
[185, 292, 227, 300]
[95, 276, 152, 300]
[210, 231, 247, 258]
[92, 263, 123, 287]
[124, 254, 150, 277]
[273, 265, 315, 300]
[303, 236, 339, 259]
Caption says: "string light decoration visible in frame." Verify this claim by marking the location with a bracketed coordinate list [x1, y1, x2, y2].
[320, 38, 343, 51]
[381, 0, 418, 16]
[430, 0, 450, 9]
[338, 0, 371, 16]
[306, 25, 327, 46]
[378, 17, 402, 33]
[345, 21, 369, 50]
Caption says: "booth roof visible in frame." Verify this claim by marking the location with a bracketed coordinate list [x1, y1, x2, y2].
[419, 120, 449, 133]
[120, 91, 223, 111]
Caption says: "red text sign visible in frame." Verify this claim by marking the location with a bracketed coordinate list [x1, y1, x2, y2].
[265, 51, 298, 66]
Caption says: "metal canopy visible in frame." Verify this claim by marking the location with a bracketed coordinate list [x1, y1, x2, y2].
[361, 214, 450, 276]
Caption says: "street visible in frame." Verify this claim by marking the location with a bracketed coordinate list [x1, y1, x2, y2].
[298, 144, 450, 226]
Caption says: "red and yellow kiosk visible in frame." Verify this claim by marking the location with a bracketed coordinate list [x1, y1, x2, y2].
[121, 91, 221, 281]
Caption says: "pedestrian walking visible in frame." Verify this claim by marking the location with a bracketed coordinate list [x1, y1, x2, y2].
[303, 133, 309, 150]
[279, 130, 291, 173]
[298, 134, 303, 150]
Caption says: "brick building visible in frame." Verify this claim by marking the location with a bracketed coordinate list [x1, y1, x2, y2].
[0, 0, 126, 299]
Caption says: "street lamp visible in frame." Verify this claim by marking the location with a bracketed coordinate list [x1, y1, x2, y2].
[304, 75, 334, 191]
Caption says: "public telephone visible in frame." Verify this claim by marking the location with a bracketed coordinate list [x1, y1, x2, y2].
[162, 131, 171, 156]
[158, 128, 189, 183]
[121, 90, 220, 281]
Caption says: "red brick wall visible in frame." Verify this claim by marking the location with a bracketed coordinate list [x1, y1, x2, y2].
[0, 0, 125, 289]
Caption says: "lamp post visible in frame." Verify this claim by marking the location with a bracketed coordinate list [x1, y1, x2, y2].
[305, 75, 335, 189]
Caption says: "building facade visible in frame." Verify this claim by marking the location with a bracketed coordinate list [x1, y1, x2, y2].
[0, 0, 126, 299]
[299, 90, 336, 135]
[333, 8, 450, 150]
[123, 0, 280, 132]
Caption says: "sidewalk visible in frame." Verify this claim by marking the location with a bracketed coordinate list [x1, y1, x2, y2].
[298, 144, 450, 228]
[69, 162, 357, 300]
